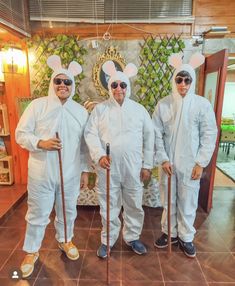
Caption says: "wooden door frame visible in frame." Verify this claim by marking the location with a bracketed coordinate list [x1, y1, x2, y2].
[198, 49, 228, 212]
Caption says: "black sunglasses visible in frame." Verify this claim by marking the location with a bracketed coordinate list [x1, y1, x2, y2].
[53, 78, 73, 86]
[175, 77, 192, 85]
[111, 81, 127, 89]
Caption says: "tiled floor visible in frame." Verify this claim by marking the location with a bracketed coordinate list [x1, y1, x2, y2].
[0, 184, 27, 221]
[0, 187, 234, 285]
[217, 145, 235, 181]
[214, 168, 235, 187]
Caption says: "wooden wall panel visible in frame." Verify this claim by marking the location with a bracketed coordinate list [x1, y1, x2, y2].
[195, 0, 235, 17]
[29, 22, 192, 39]
[194, 0, 235, 36]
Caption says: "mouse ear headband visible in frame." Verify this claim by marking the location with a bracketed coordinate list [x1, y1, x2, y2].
[47, 55, 82, 75]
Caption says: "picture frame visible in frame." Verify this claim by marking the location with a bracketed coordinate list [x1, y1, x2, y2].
[93, 46, 126, 97]
[0, 137, 7, 158]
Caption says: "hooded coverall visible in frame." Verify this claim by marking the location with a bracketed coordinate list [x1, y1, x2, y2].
[15, 68, 88, 253]
[84, 72, 154, 246]
[152, 64, 217, 242]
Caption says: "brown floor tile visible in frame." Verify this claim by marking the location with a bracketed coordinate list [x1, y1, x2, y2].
[149, 212, 162, 230]
[38, 250, 84, 280]
[0, 228, 25, 250]
[159, 252, 206, 282]
[74, 207, 95, 229]
[91, 209, 102, 229]
[0, 277, 35, 285]
[208, 283, 235, 286]
[2, 207, 27, 228]
[79, 251, 121, 281]
[195, 229, 230, 252]
[86, 229, 101, 251]
[197, 252, 235, 282]
[165, 283, 208, 286]
[122, 251, 162, 282]
[147, 207, 163, 215]
[122, 282, 164, 286]
[0, 250, 13, 271]
[142, 212, 154, 230]
[79, 280, 121, 286]
[34, 278, 77, 285]
[0, 249, 48, 279]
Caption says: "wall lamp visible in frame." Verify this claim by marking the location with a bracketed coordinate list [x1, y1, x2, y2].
[1, 47, 27, 74]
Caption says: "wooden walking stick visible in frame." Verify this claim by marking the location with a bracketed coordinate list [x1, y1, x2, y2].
[106, 143, 110, 285]
[167, 175, 172, 255]
[56, 132, 67, 243]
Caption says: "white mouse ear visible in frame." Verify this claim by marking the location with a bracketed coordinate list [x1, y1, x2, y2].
[168, 53, 183, 69]
[123, 63, 138, 78]
[189, 52, 205, 69]
[102, 60, 117, 77]
[47, 55, 62, 71]
[68, 61, 82, 76]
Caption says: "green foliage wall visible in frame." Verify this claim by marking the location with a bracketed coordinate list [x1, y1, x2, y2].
[27, 34, 88, 102]
[136, 35, 185, 114]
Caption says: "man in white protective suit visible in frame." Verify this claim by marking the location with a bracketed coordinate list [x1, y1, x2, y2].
[84, 61, 154, 258]
[15, 55, 89, 278]
[152, 53, 217, 258]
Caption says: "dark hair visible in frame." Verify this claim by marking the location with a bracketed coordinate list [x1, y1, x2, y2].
[175, 70, 192, 80]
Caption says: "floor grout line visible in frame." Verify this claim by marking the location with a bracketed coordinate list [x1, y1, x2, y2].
[76, 207, 96, 285]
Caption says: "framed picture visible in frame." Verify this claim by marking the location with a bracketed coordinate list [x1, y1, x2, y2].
[0, 137, 7, 158]
[93, 46, 126, 97]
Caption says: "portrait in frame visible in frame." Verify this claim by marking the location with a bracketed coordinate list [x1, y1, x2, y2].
[93, 46, 126, 97]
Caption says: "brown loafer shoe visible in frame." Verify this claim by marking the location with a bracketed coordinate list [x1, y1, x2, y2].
[20, 252, 39, 278]
[58, 241, 79, 260]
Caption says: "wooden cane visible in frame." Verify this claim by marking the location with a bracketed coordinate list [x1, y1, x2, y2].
[56, 132, 67, 243]
[106, 143, 110, 285]
[167, 175, 171, 255]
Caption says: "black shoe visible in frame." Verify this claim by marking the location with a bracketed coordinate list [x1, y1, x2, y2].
[178, 238, 196, 258]
[154, 233, 178, 249]
[125, 240, 147, 255]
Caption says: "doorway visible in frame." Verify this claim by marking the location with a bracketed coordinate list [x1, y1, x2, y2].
[216, 55, 235, 185]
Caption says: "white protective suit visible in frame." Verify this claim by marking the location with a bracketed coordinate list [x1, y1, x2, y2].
[152, 53, 217, 242]
[15, 55, 89, 253]
[84, 61, 154, 246]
